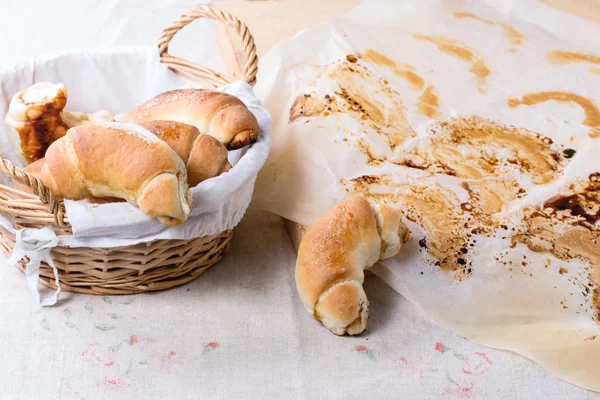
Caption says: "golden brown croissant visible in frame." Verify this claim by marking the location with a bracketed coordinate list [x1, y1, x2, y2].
[139, 121, 231, 187]
[5, 83, 70, 164]
[295, 196, 409, 335]
[121, 89, 259, 150]
[11, 158, 123, 205]
[4, 82, 115, 164]
[39, 123, 192, 226]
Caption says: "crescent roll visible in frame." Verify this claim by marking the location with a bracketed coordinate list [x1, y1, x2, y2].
[139, 121, 231, 187]
[4, 82, 115, 164]
[39, 123, 192, 226]
[10, 158, 122, 205]
[295, 196, 410, 335]
[5, 82, 70, 164]
[121, 89, 259, 150]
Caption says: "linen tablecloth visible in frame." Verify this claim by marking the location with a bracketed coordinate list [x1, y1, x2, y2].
[0, 1, 598, 398]
[2, 207, 599, 399]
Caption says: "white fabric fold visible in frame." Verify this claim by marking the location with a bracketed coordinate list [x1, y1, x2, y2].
[7, 227, 61, 306]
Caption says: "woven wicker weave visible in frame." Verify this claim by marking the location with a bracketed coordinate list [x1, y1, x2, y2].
[0, 6, 258, 295]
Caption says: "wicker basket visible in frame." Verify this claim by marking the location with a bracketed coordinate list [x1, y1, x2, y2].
[0, 6, 258, 295]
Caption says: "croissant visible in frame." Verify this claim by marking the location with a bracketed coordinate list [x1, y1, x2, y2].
[39, 122, 192, 226]
[4, 82, 70, 164]
[295, 196, 409, 335]
[4, 82, 115, 164]
[14, 121, 230, 192]
[11, 158, 122, 205]
[121, 89, 259, 150]
[139, 121, 231, 187]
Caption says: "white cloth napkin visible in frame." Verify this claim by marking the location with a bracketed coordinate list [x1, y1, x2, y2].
[7, 226, 61, 306]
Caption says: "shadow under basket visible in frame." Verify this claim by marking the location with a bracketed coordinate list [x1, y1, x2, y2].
[0, 6, 259, 295]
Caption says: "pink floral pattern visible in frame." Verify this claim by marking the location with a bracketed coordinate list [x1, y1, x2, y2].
[395, 341, 494, 397]
[443, 383, 478, 399]
[435, 341, 451, 353]
[354, 345, 375, 360]
[56, 300, 503, 397]
[202, 341, 221, 355]
[462, 352, 493, 376]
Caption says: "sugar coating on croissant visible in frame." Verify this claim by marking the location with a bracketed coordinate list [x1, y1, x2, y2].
[121, 89, 259, 150]
[40, 122, 192, 226]
[295, 196, 409, 335]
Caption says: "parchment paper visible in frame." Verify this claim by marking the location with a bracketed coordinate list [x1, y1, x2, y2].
[253, 0, 600, 391]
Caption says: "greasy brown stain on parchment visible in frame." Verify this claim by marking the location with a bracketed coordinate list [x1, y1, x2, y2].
[398, 64, 416, 71]
[508, 91, 600, 139]
[512, 173, 600, 315]
[463, 179, 524, 221]
[393, 69, 425, 91]
[364, 50, 424, 89]
[418, 85, 439, 118]
[413, 34, 491, 90]
[361, 49, 439, 118]
[334, 63, 415, 150]
[344, 168, 589, 283]
[290, 95, 327, 119]
[547, 51, 600, 76]
[547, 50, 600, 65]
[342, 173, 530, 280]
[454, 11, 524, 50]
[397, 116, 565, 184]
[342, 175, 473, 277]
[362, 49, 416, 72]
[289, 59, 415, 162]
[363, 49, 397, 68]
[340, 116, 568, 280]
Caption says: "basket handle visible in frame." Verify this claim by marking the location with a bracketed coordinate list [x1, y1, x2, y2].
[158, 6, 258, 87]
[0, 158, 65, 225]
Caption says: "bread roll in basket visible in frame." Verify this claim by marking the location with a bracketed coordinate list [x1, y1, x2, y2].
[0, 7, 270, 298]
